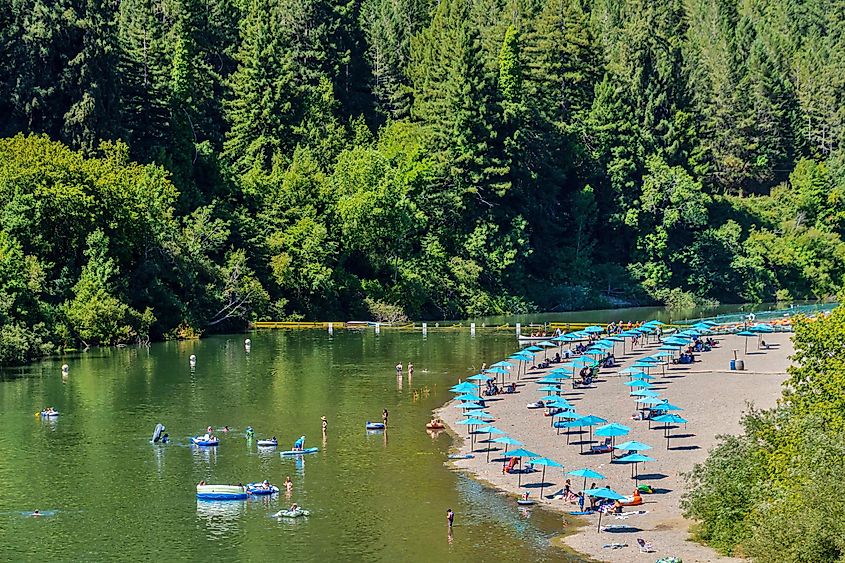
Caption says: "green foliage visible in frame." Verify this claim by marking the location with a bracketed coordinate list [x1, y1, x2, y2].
[2, 0, 845, 360]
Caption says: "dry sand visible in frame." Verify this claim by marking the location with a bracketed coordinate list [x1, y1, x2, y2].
[438, 332, 793, 562]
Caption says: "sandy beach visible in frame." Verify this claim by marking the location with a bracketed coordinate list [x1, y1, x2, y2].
[438, 331, 793, 562]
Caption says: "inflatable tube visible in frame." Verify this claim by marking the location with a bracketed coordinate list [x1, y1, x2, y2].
[280, 447, 319, 456]
[365, 422, 385, 430]
[426, 423, 445, 430]
[246, 483, 279, 495]
[447, 454, 473, 460]
[40, 411, 59, 417]
[274, 509, 310, 518]
[257, 440, 278, 447]
[517, 499, 535, 506]
[191, 437, 219, 447]
[196, 485, 247, 500]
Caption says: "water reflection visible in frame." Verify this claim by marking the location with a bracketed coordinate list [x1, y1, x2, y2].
[196, 500, 245, 538]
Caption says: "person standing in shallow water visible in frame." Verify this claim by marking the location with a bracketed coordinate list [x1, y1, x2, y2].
[407, 362, 414, 377]
[383, 408, 389, 427]
[395, 362, 402, 375]
[446, 509, 454, 527]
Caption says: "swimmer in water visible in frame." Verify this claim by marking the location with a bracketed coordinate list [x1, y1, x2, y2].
[284, 476, 293, 491]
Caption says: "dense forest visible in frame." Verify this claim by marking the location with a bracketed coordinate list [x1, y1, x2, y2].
[0, 0, 844, 361]
[684, 307, 845, 560]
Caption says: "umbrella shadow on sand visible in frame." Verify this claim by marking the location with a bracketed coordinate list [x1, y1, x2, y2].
[669, 445, 701, 451]
[635, 473, 668, 481]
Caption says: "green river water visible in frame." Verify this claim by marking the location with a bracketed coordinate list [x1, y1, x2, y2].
[0, 329, 582, 562]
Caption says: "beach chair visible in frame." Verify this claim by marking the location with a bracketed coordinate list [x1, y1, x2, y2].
[637, 538, 655, 553]
[590, 438, 613, 454]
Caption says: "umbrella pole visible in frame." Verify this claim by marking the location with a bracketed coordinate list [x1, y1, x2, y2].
[487, 433, 491, 462]
[540, 466, 546, 498]
[597, 510, 602, 532]
[583, 476, 587, 492]
[518, 460, 523, 487]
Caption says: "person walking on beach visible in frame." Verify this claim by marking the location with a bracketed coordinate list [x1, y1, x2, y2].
[446, 508, 454, 527]
[383, 408, 389, 427]
[396, 362, 403, 375]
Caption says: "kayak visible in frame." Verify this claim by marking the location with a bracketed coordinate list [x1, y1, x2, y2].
[448, 454, 474, 460]
[191, 437, 219, 447]
[365, 422, 385, 430]
[246, 483, 279, 495]
[280, 447, 318, 456]
[40, 411, 59, 417]
[274, 508, 310, 518]
[256, 439, 278, 447]
[196, 484, 247, 500]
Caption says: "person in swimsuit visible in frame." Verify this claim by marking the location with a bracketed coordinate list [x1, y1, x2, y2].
[284, 476, 293, 491]
[382, 409, 389, 426]
[446, 509, 454, 527]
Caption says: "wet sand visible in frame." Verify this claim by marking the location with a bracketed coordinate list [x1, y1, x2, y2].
[438, 332, 792, 562]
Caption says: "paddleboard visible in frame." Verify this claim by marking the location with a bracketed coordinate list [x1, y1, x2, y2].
[280, 447, 319, 456]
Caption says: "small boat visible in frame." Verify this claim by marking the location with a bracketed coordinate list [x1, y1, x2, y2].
[257, 439, 278, 448]
[365, 422, 385, 430]
[426, 422, 445, 430]
[517, 499, 535, 506]
[447, 453, 474, 460]
[526, 401, 545, 409]
[40, 411, 59, 417]
[280, 447, 319, 456]
[274, 508, 310, 518]
[191, 437, 219, 447]
[246, 482, 279, 495]
[196, 484, 248, 500]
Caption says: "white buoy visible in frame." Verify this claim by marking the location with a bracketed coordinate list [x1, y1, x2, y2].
[516, 322, 521, 336]
[422, 322, 427, 336]
[375, 323, 380, 335]
[328, 322, 333, 335]
[189, 354, 197, 366]
[470, 322, 476, 336]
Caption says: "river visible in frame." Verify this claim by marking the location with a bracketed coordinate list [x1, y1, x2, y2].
[0, 329, 582, 561]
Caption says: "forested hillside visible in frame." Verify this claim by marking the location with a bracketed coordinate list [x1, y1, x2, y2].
[0, 0, 844, 360]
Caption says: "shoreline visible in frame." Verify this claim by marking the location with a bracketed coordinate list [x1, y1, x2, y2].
[438, 332, 793, 562]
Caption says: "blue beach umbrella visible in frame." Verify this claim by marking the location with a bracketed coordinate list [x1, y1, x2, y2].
[467, 373, 493, 381]
[478, 425, 505, 461]
[653, 351, 675, 358]
[538, 341, 557, 348]
[540, 395, 564, 403]
[456, 417, 487, 426]
[485, 367, 509, 374]
[636, 397, 665, 405]
[537, 385, 562, 392]
[524, 346, 543, 353]
[567, 467, 606, 491]
[595, 423, 630, 437]
[630, 389, 660, 398]
[624, 379, 653, 388]
[585, 487, 627, 531]
[453, 402, 482, 410]
[652, 413, 689, 447]
[531, 457, 564, 497]
[594, 423, 630, 458]
[616, 452, 655, 480]
[491, 435, 523, 457]
[454, 393, 483, 402]
[504, 448, 542, 486]
[584, 325, 604, 334]
[450, 382, 477, 393]
[570, 415, 608, 452]
[491, 361, 514, 367]
[614, 440, 652, 452]
[629, 372, 655, 380]
[653, 401, 684, 412]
